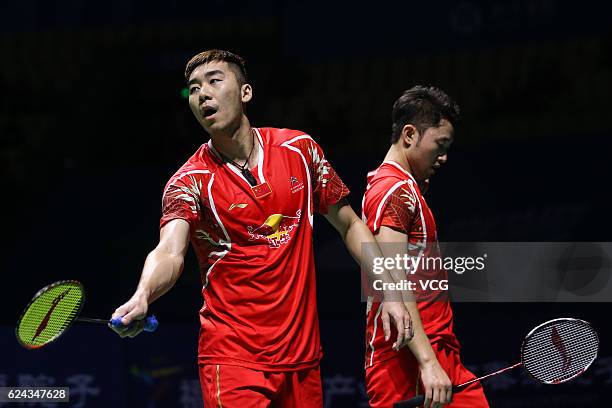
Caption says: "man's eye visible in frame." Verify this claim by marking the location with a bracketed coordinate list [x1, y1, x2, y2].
[210, 78, 221, 84]
[189, 86, 200, 94]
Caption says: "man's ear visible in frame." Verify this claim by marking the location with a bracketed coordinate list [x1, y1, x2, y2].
[241, 83, 253, 103]
[402, 124, 418, 147]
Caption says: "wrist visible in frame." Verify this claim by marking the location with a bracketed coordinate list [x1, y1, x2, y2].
[133, 288, 151, 304]
[382, 290, 403, 302]
[418, 355, 439, 368]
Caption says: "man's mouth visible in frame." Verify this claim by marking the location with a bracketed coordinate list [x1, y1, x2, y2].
[202, 106, 218, 119]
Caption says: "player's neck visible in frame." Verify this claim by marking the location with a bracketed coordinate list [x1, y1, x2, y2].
[210, 117, 258, 168]
[385, 144, 414, 176]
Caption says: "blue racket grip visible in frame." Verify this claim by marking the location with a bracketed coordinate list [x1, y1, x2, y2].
[110, 315, 158, 332]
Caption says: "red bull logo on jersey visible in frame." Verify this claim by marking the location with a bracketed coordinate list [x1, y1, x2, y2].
[247, 210, 302, 248]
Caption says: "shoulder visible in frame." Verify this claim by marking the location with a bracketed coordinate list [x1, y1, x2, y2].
[365, 165, 418, 208]
[163, 145, 215, 193]
[258, 127, 315, 147]
[260, 128, 326, 168]
[369, 167, 412, 193]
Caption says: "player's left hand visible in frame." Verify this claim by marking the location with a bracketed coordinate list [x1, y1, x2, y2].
[420, 359, 452, 408]
[381, 301, 413, 350]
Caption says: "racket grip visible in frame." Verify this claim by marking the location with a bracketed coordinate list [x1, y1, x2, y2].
[393, 395, 424, 408]
[110, 315, 158, 332]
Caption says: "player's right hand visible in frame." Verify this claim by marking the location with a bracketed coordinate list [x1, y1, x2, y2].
[420, 359, 452, 408]
[380, 301, 413, 351]
[109, 292, 149, 338]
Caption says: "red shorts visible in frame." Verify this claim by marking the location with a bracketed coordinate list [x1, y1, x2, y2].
[199, 364, 323, 407]
[365, 343, 489, 408]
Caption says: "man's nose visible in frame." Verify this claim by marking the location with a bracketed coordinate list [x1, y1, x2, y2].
[198, 87, 212, 102]
[438, 153, 448, 164]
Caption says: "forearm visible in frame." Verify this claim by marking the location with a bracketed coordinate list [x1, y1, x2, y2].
[134, 246, 184, 304]
[343, 219, 406, 301]
[325, 203, 405, 300]
[342, 216, 374, 265]
[404, 300, 437, 365]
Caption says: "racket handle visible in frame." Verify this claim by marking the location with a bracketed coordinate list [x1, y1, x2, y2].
[393, 395, 424, 408]
[110, 315, 158, 332]
[394, 385, 461, 407]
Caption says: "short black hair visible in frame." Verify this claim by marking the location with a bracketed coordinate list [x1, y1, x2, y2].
[391, 85, 461, 144]
[184, 49, 248, 85]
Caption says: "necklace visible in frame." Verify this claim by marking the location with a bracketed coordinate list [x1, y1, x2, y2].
[220, 130, 258, 186]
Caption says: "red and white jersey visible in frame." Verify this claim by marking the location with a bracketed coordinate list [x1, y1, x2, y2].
[160, 127, 349, 371]
[361, 161, 459, 367]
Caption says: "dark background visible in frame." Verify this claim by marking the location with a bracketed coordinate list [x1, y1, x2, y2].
[1, 0, 611, 406]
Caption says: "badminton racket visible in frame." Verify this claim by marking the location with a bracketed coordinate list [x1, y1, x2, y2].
[394, 318, 599, 407]
[16, 280, 158, 349]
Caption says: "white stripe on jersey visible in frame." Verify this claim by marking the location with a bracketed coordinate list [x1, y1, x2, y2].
[405, 180, 427, 272]
[281, 134, 315, 227]
[203, 174, 231, 294]
[361, 169, 379, 223]
[365, 162, 428, 366]
[373, 180, 409, 232]
[253, 128, 266, 183]
[368, 302, 383, 367]
[367, 175, 407, 366]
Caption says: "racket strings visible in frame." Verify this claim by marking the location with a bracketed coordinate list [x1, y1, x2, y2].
[522, 320, 598, 384]
[16, 281, 84, 349]
[525, 344, 596, 380]
[524, 327, 597, 383]
[525, 332, 597, 364]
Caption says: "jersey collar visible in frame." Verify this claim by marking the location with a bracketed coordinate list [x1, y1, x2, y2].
[206, 128, 267, 187]
[382, 160, 417, 183]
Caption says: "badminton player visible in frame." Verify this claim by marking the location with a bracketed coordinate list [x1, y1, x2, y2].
[109, 49, 412, 407]
[362, 86, 489, 407]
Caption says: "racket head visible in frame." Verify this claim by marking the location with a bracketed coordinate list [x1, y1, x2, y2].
[521, 317, 599, 384]
[16, 280, 85, 349]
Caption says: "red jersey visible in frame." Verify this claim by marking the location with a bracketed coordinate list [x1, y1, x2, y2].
[160, 127, 349, 371]
[361, 161, 459, 367]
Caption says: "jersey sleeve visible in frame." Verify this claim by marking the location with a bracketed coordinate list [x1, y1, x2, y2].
[377, 184, 417, 234]
[160, 172, 204, 229]
[302, 137, 350, 214]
